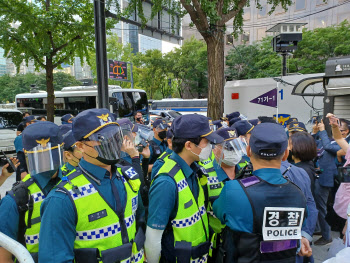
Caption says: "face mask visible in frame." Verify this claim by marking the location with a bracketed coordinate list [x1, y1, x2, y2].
[136, 117, 141, 121]
[192, 143, 212, 162]
[158, 130, 167, 140]
[222, 150, 242, 166]
[83, 143, 119, 165]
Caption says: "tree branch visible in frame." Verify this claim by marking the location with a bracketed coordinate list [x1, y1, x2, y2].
[52, 35, 81, 55]
[191, 0, 209, 29]
[53, 50, 75, 68]
[221, 0, 248, 23]
[48, 31, 55, 50]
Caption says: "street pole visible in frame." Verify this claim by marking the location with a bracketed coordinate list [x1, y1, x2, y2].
[282, 52, 287, 76]
[94, 0, 109, 109]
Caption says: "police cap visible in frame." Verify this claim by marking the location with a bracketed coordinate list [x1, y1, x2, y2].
[172, 114, 224, 144]
[288, 122, 307, 132]
[72, 108, 119, 141]
[62, 130, 77, 150]
[58, 124, 72, 138]
[117, 118, 138, 133]
[22, 121, 63, 151]
[229, 117, 241, 127]
[232, 120, 254, 136]
[61, 114, 74, 123]
[286, 117, 298, 126]
[226, 111, 240, 121]
[23, 115, 37, 124]
[249, 119, 259, 126]
[214, 127, 238, 141]
[250, 123, 288, 158]
[153, 118, 168, 130]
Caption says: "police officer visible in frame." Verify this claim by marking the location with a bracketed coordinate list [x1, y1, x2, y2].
[213, 123, 311, 262]
[288, 121, 307, 135]
[39, 109, 145, 263]
[145, 114, 223, 263]
[59, 130, 83, 177]
[14, 115, 38, 181]
[16, 111, 30, 136]
[61, 113, 74, 124]
[232, 120, 255, 171]
[0, 121, 64, 262]
[148, 119, 169, 168]
[150, 128, 173, 180]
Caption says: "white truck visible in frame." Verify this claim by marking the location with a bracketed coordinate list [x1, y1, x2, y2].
[224, 73, 325, 129]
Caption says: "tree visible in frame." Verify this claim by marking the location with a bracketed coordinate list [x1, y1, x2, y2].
[226, 21, 350, 80]
[0, 73, 82, 103]
[165, 37, 208, 98]
[0, 0, 102, 121]
[106, 0, 292, 119]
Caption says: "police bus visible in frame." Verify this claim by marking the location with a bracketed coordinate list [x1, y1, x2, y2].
[15, 85, 149, 124]
[151, 98, 207, 116]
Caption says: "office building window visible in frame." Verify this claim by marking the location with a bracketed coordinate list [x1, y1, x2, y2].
[226, 34, 234, 45]
[295, 0, 306, 11]
[257, 28, 267, 41]
[243, 7, 251, 21]
[314, 16, 327, 28]
[274, 4, 286, 14]
[316, 0, 327, 6]
[258, 1, 267, 18]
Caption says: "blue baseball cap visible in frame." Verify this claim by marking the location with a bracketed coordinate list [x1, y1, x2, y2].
[286, 117, 298, 125]
[249, 119, 259, 126]
[63, 130, 77, 150]
[288, 121, 307, 132]
[72, 108, 119, 141]
[61, 114, 75, 123]
[117, 118, 138, 133]
[22, 121, 63, 151]
[23, 115, 37, 123]
[250, 123, 288, 157]
[232, 120, 255, 136]
[172, 114, 224, 144]
[226, 111, 240, 121]
[213, 127, 238, 141]
[229, 117, 241, 127]
[153, 118, 168, 130]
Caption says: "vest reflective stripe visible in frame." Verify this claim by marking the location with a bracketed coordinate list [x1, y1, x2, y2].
[60, 169, 144, 263]
[155, 158, 209, 261]
[158, 151, 170, 161]
[200, 160, 225, 234]
[22, 174, 45, 253]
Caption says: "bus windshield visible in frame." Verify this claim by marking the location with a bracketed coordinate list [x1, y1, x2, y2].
[0, 112, 23, 129]
[111, 91, 148, 119]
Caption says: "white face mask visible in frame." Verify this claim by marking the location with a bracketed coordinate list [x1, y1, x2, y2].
[192, 143, 212, 162]
[222, 149, 242, 166]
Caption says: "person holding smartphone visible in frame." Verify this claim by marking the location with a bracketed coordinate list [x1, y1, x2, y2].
[0, 157, 20, 187]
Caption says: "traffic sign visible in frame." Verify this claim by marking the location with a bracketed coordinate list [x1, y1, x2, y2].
[109, 60, 128, 80]
[250, 88, 277, 108]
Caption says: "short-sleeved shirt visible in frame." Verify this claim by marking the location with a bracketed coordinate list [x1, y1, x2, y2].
[38, 158, 145, 262]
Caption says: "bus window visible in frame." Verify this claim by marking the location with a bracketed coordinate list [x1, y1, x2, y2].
[0, 112, 22, 129]
[16, 98, 44, 109]
[64, 96, 96, 111]
[133, 92, 148, 114]
[112, 92, 134, 118]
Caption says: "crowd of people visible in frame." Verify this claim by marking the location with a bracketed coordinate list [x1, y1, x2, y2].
[0, 109, 349, 263]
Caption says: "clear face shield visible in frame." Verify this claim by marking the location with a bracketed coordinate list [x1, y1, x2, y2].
[134, 124, 154, 152]
[26, 142, 64, 176]
[214, 139, 246, 168]
[239, 114, 248, 120]
[85, 125, 123, 164]
[120, 124, 135, 158]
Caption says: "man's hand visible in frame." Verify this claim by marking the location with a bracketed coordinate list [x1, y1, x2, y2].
[1, 158, 20, 178]
[317, 119, 325, 131]
[123, 138, 139, 158]
[140, 144, 150, 158]
[327, 113, 340, 127]
[312, 124, 319, 134]
[298, 237, 312, 257]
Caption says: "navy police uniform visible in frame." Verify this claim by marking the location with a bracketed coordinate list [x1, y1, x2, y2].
[213, 123, 307, 263]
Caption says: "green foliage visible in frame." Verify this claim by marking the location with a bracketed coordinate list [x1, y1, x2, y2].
[0, 72, 81, 103]
[226, 21, 350, 80]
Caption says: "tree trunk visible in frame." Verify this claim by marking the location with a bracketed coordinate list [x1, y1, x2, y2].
[206, 33, 225, 120]
[46, 58, 55, 122]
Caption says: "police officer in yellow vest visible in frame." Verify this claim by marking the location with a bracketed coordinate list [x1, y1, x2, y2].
[39, 109, 145, 263]
[0, 121, 64, 262]
[145, 114, 223, 263]
[59, 130, 83, 177]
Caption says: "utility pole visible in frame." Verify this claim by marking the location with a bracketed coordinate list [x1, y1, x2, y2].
[94, 0, 109, 109]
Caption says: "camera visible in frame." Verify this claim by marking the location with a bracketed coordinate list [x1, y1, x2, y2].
[136, 139, 148, 153]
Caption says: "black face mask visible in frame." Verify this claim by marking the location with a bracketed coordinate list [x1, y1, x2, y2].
[136, 117, 141, 121]
[158, 130, 167, 140]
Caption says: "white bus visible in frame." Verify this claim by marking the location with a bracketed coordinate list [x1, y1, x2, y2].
[15, 85, 149, 124]
[151, 98, 207, 116]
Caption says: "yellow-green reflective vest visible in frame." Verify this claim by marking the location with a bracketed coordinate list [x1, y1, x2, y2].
[60, 163, 76, 177]
[200, 160, 225, 234]
[154, 157, 210, 262]
[58, 168, 144, 263]
[21, 174, 45, 253]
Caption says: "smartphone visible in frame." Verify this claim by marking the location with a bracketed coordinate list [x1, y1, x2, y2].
[1, 151, 16, 173]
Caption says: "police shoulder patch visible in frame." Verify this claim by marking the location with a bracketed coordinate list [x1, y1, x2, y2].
[121, 166, 139, 180]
